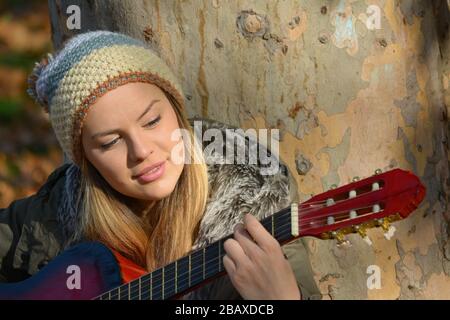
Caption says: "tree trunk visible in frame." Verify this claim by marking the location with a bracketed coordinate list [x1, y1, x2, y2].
[49, 0, 450, 299]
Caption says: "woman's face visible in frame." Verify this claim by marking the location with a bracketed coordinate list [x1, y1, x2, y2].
[81, 82, 185, 201]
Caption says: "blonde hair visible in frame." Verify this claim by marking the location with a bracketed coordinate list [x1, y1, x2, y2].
[78, 91, 209, 271]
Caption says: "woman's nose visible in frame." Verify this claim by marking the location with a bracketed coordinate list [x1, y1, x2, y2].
[129, 133, 153, 162]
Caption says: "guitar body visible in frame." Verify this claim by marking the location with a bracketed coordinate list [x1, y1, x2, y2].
[0, 242, 122, 300]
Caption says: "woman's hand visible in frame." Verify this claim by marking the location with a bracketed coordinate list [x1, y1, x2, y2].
[223, 213, 301, 300]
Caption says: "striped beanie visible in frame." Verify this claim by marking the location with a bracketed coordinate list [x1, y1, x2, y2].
[27, 30, 186, 166]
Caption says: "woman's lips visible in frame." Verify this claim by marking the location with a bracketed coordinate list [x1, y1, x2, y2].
[135, 161, 166, 183]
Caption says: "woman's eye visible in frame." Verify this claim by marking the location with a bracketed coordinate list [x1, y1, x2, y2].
[145, 115, 161, 127]
[101, 138, 119, 150]
[100, 116, 161, 150]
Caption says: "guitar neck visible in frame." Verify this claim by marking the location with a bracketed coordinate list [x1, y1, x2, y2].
[96, 204, 298, 300]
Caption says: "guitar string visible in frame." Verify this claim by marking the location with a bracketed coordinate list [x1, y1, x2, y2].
[104, 201, 384, 300]
[103, 200, 332, 299]
[102, 184, 386, 299]
[102, 195, 385, 300]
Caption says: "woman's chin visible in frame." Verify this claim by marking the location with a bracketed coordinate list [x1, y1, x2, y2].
[138, 182, 176, 200]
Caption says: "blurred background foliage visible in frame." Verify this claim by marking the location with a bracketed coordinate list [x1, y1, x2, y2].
[0, 0, 63, 207]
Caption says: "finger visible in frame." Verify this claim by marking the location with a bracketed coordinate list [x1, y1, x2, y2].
[234, 223, 262, 259]
[223, 238, 249, 268]
[234, 223, 256, 243]
[243, 213, 278, 251]
[222, 254, 236, 274]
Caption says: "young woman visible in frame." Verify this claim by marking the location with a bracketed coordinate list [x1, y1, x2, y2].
[0, 30, 303, 299]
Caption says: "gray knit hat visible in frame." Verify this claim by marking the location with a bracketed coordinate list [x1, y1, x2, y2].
[27, 30, 186, 166]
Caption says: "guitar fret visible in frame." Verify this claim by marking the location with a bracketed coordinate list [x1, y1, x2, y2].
[271, 215, 275, 236]
[175, 260, 178, 293]
[150, 272, 152, 300]
[139, 278, 141, 300]
[118, 286, 120, 300]
[161, 267, 164, 300]
[188, 254, 191, 288]
[128, 282, 130, 300]
[203, 247, 206, 280]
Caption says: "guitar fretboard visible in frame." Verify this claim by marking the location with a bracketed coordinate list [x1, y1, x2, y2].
[96, 205, 296, 300]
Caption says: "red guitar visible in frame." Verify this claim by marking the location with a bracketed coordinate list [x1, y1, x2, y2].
[0, 168, 425, 300]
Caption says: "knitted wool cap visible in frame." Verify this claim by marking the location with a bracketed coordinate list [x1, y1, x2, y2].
[27, 30, 186, 166]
